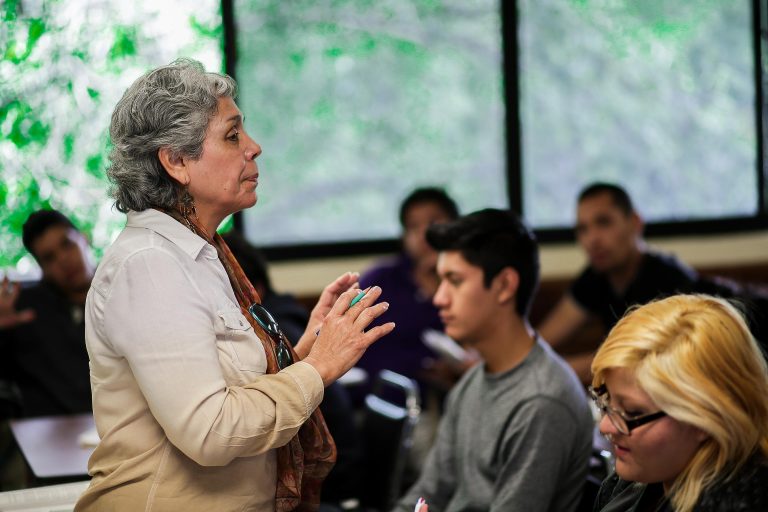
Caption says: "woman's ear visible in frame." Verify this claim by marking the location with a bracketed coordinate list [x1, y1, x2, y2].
[158, 147, 189, 186]
[494, 267, 519, 306]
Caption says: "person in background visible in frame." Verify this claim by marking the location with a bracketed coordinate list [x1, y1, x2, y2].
[75, 59, 394, 511]
[394, 209, 593, 512]
[222, 231, 364, 507]
[356, 187, 461, 397]
[0, 209, 94, 417]
[591, 294, 768, 511]
[356, 187, 465, 483]
[0, 280, 34, 330]
[538, 182, 697, 383]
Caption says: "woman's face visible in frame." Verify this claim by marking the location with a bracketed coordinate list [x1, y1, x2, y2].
[402, 201, 453, 269]
[599, 368, 706, 489]
[185, 96, 261, 225]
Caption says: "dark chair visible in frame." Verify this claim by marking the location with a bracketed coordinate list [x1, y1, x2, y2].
[691, 276, 768, 355]
[577, 447, 614, 512]
[0, 380, 21, 421]
[359, 370, 421, 512]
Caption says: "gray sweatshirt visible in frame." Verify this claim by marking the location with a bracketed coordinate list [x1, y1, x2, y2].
[394, 339, 593, 512]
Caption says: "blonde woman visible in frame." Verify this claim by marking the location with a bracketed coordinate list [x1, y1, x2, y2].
[590, 294, 768, 512]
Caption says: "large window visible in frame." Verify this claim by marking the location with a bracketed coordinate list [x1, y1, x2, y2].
[232, 0, 508, 248]
[231, 0, 765, 256]
[1, 0, 222, 274]
[518, 0, 760, 229]
[2, 1, 765, 272]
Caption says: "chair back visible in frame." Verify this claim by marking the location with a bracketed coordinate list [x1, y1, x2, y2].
[359, 370, 421, 511]
[0, 380, 21, 420]
[576, 448, 615, 512]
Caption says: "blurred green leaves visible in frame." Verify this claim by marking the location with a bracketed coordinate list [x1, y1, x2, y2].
[1, 100, 50, 149]
[520, 0, 757, 227]
[108, 26, 138, 61]
[4, 17, 46, 64]
[233, 0, 507, 245]
[1, 0, 223, 273]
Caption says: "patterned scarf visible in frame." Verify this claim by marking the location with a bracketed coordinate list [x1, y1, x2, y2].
[163, 207, 337, 512]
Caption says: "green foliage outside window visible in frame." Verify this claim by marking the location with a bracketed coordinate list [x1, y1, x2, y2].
[1, 0, 762, 271]
[234, 0, 508, 245]
[1, 0, 222, 275]
[519, 0, 757, 227]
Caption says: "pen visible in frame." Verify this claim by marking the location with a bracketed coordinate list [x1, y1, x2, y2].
[315, 288, 370, 336]
[348, 289, 367, 308]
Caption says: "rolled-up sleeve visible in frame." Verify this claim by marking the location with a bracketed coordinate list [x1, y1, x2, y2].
[100, 247, 324, 466]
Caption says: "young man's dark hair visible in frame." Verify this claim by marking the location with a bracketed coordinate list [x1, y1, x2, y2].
[22, 209, 76, 258]
[577, 182, 635, 216]
[398, 187, 459, 227]
[426, 208, 540, 317]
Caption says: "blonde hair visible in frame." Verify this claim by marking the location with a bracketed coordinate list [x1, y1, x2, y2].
[591, 294, 768, 512]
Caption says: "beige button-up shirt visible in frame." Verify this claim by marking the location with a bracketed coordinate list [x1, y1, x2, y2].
[75, 209, 324, 512]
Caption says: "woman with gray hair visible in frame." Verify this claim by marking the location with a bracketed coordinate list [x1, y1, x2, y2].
[75, 59, 394, 512]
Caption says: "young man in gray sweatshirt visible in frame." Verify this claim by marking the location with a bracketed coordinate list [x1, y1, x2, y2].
[393, 208, 593, 512]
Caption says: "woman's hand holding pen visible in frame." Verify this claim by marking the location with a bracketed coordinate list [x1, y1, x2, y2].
[303, 286, 395, 387]
[294, 271, 359, 359]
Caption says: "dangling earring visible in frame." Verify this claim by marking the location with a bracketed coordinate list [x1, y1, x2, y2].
[178, 188, 196, 231]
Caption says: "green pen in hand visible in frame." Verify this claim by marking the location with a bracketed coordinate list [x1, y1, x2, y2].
[315, 288, 369, 336]
[348, 289, 367, 308]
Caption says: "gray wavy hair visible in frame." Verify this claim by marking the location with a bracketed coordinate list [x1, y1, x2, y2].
[108, 58, 237, 213]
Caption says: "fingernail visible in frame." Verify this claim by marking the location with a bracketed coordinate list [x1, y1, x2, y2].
[382, 302, 389, 310]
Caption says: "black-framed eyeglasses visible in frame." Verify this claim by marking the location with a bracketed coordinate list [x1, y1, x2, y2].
[248, 303, 294, 370]
[589, 384, 667, 435]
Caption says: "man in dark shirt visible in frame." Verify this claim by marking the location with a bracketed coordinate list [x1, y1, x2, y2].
[0, 209, 95, 417]
[538, 183, 697, 383]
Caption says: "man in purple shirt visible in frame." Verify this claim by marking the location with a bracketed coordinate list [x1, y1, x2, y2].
[356, 188, 460, 399]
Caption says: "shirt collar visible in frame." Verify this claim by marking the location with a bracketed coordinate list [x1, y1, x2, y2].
[126, 209, 216, 260]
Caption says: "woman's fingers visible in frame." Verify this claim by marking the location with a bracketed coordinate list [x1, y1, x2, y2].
[363, 321, 396, 343]
[344, 285, 377, 310]
[328, 287, 366, 317]
[314, 273, 353, 313]
[308, 272, 361, 330]
[323, 272, 359, 298]
[305, 285, 395, 385]
[353, 300, 390, 331]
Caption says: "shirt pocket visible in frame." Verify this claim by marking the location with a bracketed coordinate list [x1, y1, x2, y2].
[217, 309, 267, 374]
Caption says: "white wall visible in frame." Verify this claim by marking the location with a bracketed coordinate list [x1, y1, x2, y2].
[270, 230, 768, 296]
